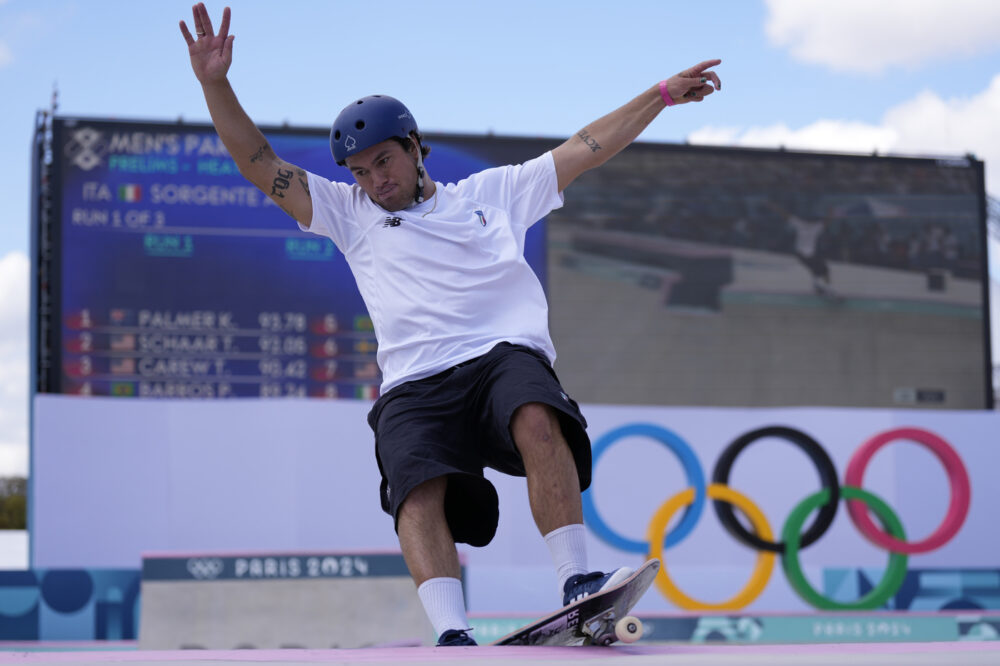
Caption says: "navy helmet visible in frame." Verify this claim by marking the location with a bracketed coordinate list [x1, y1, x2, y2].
[330, 95, 419, 166]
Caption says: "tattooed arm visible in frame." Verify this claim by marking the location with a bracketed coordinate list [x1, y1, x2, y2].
[180, 4, 313, 225]
[550, 59, 721, 193]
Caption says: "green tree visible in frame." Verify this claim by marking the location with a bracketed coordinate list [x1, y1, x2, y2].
[0, 476, 27, 529]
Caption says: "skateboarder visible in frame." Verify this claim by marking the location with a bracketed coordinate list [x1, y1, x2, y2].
[179, 3, 721, 647]
[766, 199, 838, 299]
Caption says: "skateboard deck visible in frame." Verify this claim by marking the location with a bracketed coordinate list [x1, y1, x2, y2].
[491, 559, 660, 646]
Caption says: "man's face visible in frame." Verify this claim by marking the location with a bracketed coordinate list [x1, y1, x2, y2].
[345, 138, 418, 212]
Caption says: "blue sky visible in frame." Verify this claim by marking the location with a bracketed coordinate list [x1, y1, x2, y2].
[1, 0, 999, 475]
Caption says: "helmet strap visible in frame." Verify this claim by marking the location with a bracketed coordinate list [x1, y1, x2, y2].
[410, 135, 426, 205]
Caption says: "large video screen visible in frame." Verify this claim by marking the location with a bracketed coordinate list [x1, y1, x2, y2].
[546, 143, 991, 409]
[38, 119, 991, 408]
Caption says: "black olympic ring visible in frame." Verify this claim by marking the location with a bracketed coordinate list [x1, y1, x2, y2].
[711, 426, 840, 553]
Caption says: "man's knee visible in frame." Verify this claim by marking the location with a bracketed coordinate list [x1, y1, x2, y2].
[398, 476, 447, 522]
[511, 402, 563, 453]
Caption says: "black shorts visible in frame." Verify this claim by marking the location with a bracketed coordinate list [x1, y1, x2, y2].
[794, 251, 829, 278]
[366, 342, 591, 547]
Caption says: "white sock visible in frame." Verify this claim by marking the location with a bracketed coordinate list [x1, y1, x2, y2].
[544, 524, 589, 593]
[417, 577, 471, 638]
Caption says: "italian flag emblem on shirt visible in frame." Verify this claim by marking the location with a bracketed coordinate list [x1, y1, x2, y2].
[118, 184, 142, 202]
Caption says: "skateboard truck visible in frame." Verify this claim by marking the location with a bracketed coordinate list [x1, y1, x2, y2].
[581, 607, 644, 646]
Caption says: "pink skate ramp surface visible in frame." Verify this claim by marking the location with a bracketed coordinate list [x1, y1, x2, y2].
[2, 643, 1000, 666]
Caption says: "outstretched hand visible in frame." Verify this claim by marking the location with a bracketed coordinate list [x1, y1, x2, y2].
[663, 59, 722, 104]
[179, 3, 234, 84]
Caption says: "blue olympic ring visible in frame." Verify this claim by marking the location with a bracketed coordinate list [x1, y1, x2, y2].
[582, 423, 705, 552]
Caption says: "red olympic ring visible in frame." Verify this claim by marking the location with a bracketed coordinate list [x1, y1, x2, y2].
[844, 427, 971, 554]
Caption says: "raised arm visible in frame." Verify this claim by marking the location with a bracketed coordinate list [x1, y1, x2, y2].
[180, 3, 313, 226]
[551, 59, 722, 192]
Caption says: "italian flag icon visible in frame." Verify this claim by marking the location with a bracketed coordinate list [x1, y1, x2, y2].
[118, 184, 142, 202]
[355, 385, 378, 400]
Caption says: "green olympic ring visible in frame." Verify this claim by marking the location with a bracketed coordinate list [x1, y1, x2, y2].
[782, 485, 909, 610]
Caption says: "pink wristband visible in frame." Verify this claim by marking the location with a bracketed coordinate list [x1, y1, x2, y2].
[659, 80, 675, 107]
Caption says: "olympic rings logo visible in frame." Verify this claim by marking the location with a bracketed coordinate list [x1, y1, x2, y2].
[582, 424, 972, 611]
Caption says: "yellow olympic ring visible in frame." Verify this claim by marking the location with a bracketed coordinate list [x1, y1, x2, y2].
[647, 483, 775, 611]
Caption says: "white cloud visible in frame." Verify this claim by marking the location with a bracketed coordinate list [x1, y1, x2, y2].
[765, 0, 1000, 74]
[0, 251, 29, 477]
[0, 40, 11, 68]
[688, 121, 896, 155]
[689, 74, 1000, 195]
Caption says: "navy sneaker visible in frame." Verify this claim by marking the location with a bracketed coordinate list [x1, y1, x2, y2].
[562, 567, 634, 606]
[436, 629, 478, 646]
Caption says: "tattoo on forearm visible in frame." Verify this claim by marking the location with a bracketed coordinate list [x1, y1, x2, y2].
[296, 168, 310, 196]
[249, 144, 270, 163]
[577, 129, 602, 153]
[271, 167, 293, 198]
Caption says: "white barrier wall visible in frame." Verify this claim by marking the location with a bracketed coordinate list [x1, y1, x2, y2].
[32, 397, 397, 565]
[0, 530, 28, 569]
[31, 395, 1000, 612]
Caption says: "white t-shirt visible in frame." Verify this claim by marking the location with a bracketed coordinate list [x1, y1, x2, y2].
[302, 151, 563, 393]
[788, 214, 824, 257]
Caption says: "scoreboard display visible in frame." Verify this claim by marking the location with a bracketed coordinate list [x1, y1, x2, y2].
[42, 118, 550, 400]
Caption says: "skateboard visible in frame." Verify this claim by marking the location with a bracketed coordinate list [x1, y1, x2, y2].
[491, 559, 660, 647]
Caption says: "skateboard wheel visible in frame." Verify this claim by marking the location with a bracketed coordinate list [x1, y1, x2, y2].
[615, 616, 643, 643]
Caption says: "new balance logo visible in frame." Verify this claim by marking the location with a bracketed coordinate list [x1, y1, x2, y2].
[383, 217, 402, 228]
